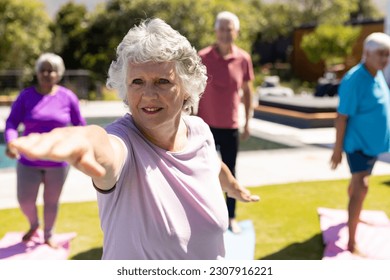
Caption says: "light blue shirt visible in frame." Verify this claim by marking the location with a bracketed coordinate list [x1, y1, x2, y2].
[338, 63, 390, 156]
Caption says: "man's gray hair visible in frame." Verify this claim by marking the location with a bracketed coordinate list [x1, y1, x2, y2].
[107, 18, 207, 113]
[362, 32, 390, 61]
[214, 11, 240, 31]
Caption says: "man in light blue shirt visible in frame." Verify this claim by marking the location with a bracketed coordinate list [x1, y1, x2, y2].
[331, 32, 390, 254]
[339, 63, 390, 156]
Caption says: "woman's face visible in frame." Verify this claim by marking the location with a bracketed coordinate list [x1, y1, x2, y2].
[126, 61, 186, 137]
[37, 61, 59, 88]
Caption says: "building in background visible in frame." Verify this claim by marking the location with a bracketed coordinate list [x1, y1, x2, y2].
[292, 18, 385, 82]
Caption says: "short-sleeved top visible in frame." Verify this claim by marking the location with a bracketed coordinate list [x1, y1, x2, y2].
[5, 86, 86, 167]
[97, 114, 228, 260]
[197, 44, 254, 129]
[338, 63, 390, 156]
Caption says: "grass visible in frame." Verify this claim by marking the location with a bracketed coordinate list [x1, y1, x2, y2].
[1, 175, 390, 260]
[237, 175, 390, 259]
[0, 201, 103, 259]
[239, 136, 292, 151]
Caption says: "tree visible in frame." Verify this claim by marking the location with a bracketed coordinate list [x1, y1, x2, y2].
[298, 0, 379, 74]
[51, 2, 89, 69]
[300, 24, 361, 69]
[350, 0, 383, 20]
[258, 0, 379, 42]
[258, 2, 301, 43]
[80, 0, 262, 81]
[0, 0, 52, 74]
[293, 0, 360, 25]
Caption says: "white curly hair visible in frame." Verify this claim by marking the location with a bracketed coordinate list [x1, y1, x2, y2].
[106, 18, 208, 114]
[34, 53, 65, 81]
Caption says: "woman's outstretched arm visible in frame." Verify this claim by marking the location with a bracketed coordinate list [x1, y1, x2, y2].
[9, 125, 126, 191]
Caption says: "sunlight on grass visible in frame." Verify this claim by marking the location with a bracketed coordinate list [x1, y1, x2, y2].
[1, 175, 389, 260]
[0, 201, 103, 259]
[236, 175, 390, 260]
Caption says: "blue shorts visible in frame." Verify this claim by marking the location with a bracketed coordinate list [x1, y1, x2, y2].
[346, 150, 377, 174]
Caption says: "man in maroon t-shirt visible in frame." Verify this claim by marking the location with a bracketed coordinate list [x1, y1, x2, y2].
[197, 11, 254, 234]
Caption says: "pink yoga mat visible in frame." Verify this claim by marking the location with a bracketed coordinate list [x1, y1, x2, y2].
[318, 207, 390, 260]
[0, 230, 76, 260]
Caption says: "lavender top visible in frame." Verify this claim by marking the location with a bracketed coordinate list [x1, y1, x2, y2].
[5, 86, 86, 167]
[97, 114, 228, 259]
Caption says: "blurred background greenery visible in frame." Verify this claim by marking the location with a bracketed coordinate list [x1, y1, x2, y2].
[0, 0, 384, 100]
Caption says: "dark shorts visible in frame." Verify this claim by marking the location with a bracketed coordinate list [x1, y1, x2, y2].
[346, 150, 377, 174]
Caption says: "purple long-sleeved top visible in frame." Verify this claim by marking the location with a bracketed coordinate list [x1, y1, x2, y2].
[5, 86, 86, 167]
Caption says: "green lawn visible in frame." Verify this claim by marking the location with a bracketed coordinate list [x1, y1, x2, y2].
[1, 175, 389, 260]
[238, 175, 390, 259]
[0, 200, 103, 259]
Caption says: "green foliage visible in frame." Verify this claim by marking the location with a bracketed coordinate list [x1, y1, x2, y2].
[300, 24, 361, 67]
[259, 0, 378, 43]
[292, 0, 359, 25]
[351, 0, 384, 20]
[0, 0, 52, 73]
[0, 0, 383, 89]
[259, 2, 300, 42]
[79, 0, 263, 80]
[51, 2, 89, 69]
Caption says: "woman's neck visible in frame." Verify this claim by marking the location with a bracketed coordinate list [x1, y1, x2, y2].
[36, 85, 58, 95]
[138, 118, 188, 152]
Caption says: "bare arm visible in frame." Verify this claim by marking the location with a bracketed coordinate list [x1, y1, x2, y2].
[8, 125, 126, 191]
[330, 113, 348, 170]
[241, 80, 253, 141]
[219, 161, 259, 202]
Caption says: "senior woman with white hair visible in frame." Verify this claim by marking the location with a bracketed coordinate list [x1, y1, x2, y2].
[330, 32, 390, 254]
[5, 52, 86, 247]
[9, 18, 259, 259]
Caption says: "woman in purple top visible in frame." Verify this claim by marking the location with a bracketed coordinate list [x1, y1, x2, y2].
[9, 19, 259, 259]
[5, 53, 86, 246]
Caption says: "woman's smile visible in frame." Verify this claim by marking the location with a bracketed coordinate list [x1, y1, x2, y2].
[142, 106, 163, 114]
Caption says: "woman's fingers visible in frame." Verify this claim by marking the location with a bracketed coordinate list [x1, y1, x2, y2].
[248, 194, 260, 202]
[240, 192, 260, 203]
[10, 134, 45, 159]
[228, 183, 260, 203]
[9, 129, 106, 178]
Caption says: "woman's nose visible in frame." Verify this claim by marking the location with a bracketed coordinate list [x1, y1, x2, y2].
[143, 83, 158, 98]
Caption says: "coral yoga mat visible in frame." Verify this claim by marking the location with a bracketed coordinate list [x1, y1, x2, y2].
[0, 230, 76, 260]
[318, 207, 390, 259]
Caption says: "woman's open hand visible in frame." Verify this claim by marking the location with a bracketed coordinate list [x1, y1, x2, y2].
[9, 126, 107, 178]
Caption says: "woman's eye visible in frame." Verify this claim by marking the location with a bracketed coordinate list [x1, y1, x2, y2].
[132, 79, 143, 85]
[157, 79, 170, 84]
[40, 69, 54, 73]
